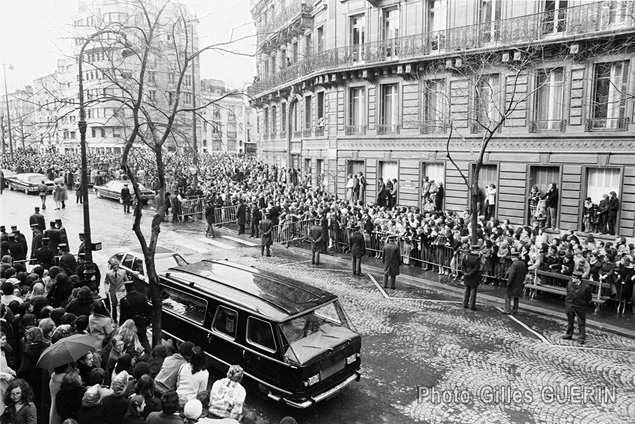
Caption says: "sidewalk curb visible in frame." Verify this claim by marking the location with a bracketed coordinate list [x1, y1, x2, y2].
[279, 243, 635, 341]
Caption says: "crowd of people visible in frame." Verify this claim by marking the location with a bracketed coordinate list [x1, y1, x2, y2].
[1, 147, 634, 422]
[0, 247, 297, 423]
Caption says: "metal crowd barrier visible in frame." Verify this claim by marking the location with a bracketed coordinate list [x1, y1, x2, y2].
[272, 219, 312, 245]
[177, 196, 206, 221]
[214, 205, 238, 226]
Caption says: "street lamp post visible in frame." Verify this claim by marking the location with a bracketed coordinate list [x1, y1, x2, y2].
[77, 30, 118, 264]
[2, 63, 14, 159]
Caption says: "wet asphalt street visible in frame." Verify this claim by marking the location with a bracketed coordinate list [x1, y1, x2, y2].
[2, 189, 635, 424]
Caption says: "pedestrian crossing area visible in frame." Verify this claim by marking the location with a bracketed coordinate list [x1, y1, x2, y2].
[171, 233, 258, 254]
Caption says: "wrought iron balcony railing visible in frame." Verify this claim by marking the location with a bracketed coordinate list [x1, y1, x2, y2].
[314, 126, 325, 136]
[250, 1, 635, 96]
[377, 124, 400, 135]
[584, 117, 630, 131]
[528, 119, 567, 132]
[419, 121, 448, 134]
[345, 125, 367, 135]
[293, 130, 302, 138]
[256, 1, 313, 41]
[302, 128, 312, 137]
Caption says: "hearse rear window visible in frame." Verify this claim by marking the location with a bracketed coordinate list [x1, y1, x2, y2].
[247, 317, 276, 352]
[161, 287, 207, 324]
[212, 306, 238, 339]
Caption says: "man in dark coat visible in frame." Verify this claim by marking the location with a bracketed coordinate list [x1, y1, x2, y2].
[11, 226, 28, 259]
[562, 270, 592, 344]
[382, 236, 402, 289]
[35, 238, 55, 269]
[462, 244, 481, 310]
[607, 191, 620, 236]
[546, 183, 559, 230]
[236, 198, 247, 235]
[503, 248, 527, 315]
[56, 218, 70, 253]
[8, 234, 26, 262]
[121, 183, 132, 214]
[45, 220, 61, 253]
[59, 249, 78, 277]
[29, 207, 46, 232]
[308, 218, 324, 265]
[259, 212, 273, 257]
[120, 280, 152, 353]
[349, 224, 366, 275]
[30, 225, 43, 262]
[250, 202, 261, 238]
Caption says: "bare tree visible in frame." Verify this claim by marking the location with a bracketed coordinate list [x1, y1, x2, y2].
[69, 0, 250, 344]
[414, 45, 566, 244]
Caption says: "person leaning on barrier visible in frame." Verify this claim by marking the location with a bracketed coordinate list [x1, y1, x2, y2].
[562, 269, 592, 345]
[462, 244, 482, 311]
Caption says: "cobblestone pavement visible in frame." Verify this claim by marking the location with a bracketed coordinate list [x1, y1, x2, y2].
[219, 250, 635, 424]
[2, 191, 634, 423]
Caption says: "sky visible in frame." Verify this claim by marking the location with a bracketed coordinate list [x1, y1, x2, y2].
[0, 0, 256, 92]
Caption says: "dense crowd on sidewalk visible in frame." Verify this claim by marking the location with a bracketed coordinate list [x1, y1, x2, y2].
[2, 147, 635, 422]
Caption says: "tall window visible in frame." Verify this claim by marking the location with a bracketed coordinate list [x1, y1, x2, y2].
[428, 0, 446, 51]
[317, 26, 324, 53]
[480, 0, 502, 43]
[422, 79, 447, 132]
[304, 96, 312, 134]
[350, 15, 365, 61]
[590, 61, 629, 130]
[380, 84, 399, 133]
[348, 87, 366, 134]
[474, 74, 500, 130]
[305, 33, 312, 56]
[534, 69, 564, 131]
[281, 103, 287, 133]
[542, 0, 568, 35]
[292, 42, 298, 64]
[382, 7, 399, 57]
[271, 105, 277, 135]
[606, 1, 630, 26]
[586, 168, 620, 204]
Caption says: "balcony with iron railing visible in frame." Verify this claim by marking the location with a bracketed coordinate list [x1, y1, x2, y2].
[419, 121, 448, 134]
[256, 1, 314, 44]
[528, 119, 567, 132]
[345, 125, 367, 135]
[314, 125, 325, 136]
[250, 1, 635, 97]
[585, 116, 630, 131]
[377, 124, 401, 135]
[302, 128, 313, 137]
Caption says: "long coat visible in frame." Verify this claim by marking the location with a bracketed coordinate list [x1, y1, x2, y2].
[309, 225, 323, 252]
[462, 252, 481, 288]
[349, 230, 366, 258]
[236, 203, 247, 226]
[382, 242, 402, 276]
[259, 218, 273, 246]
[506, 258, 527, 298]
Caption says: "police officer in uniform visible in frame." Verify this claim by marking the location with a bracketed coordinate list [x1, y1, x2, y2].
[462, 244, 482, 311]
[562, 269, 592, 344]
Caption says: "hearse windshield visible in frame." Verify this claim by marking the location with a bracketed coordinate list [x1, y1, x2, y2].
[280, 300, 357, 365]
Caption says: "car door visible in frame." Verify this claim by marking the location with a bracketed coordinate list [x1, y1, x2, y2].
[243, 316, 284, 390]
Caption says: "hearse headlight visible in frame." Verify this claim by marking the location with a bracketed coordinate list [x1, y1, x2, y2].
[346, 353, 359, 365]
[304, 374, 320, 386]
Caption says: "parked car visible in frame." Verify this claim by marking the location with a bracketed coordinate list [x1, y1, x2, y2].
[7, 173, 54, 194]
[158, 259, 362, 409]
[94, 180, 155, 203]
[108, 246, 188, 295]
[0, 169, 17, 188]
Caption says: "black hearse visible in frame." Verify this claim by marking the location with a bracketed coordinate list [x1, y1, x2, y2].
[158, 259, 362, 408]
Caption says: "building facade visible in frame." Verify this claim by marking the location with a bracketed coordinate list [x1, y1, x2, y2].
[249, 0, 635, 236]
[200, 79, 256, 154]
